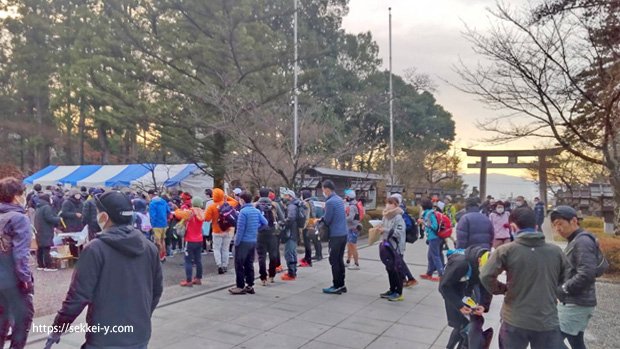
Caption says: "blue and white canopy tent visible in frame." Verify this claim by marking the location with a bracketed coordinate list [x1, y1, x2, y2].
[24, 164, 213, 196]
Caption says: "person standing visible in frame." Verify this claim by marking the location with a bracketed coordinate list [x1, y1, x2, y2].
[321, 180, 348, 294]
[229, 192, 267, 295]
[419, 198, 443, 281]
[60, 189, 84, 232]
[148, 189, 171, 263]
[534, 197, 545, 233]
[489, 201, 511, 248]
[551, 206, 599, 349]
[299, 190, 314, 267]
[204, 188, 238, 274]
[174, 198, 205, 287]
[378, 197, 406, 301]
[82, 189, 103, 241]
[281, 189, 301, 281]
[344, 189, 360, 270]
[45, 191, 163, 349]
[480, 207, 567, 349]
[456, 197, 494, 250]
[255, 188, 284, 285]
[202, 189, 214, 254]
[390, 193, 418, 288]
[0, 177, 34, 349]
[34, 194, 61, 271]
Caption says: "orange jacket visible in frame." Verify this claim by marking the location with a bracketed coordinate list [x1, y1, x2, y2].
[204, 188, 238, 234]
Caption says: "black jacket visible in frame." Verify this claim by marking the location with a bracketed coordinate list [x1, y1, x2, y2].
[439, 246, 492, 328]
[52, 225, 163, 348]
[60, 198, 84, 232]
[82, 199, 100, 234]
[560, 229, 598, 307]
[34, 201, 61, 248]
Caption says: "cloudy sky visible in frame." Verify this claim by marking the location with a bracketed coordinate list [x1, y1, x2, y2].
[342, 0, 539, 176]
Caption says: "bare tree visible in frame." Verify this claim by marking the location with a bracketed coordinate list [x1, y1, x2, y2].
[455, 2, 620, 231]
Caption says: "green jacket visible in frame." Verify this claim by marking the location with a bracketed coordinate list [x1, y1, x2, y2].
[480, 230, 569, 331]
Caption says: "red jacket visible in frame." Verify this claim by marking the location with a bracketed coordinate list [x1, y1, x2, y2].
[174, 208, 204, 243]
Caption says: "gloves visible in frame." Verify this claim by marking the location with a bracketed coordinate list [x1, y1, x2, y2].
[44, 332, 61, 349]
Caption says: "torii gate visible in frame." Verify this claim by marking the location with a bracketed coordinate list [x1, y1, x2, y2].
[462, 148, 563, 204]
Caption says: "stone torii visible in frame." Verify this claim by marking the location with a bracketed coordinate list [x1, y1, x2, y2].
[462, 148, 563, 204]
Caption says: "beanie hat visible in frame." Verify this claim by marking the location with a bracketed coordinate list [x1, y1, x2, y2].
[389, 193, 403, 205]
[191, 197, 204, 208]
[344, 189, 356, 199]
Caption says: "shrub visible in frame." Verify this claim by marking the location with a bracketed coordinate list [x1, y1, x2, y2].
[599, 237, 620, 274]
[582, 216, 603, 230]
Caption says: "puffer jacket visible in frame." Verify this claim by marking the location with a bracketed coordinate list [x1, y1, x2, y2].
[456, 208, 494, 249]
[560, 228, 598, 307]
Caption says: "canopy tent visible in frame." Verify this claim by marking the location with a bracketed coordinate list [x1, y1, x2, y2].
[24, 164, 213, 196]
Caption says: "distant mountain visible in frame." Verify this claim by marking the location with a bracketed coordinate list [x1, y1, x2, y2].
[461, 173, 539, 200]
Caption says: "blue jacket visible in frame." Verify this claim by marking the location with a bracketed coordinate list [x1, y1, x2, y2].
[323, 193, 347, 238]
[148, 196, 170, 228]
[534, 202, 545, 226]
[423, 209, 440, 240]
[456, 209, 494, 249]
[235, 204, 267, 246]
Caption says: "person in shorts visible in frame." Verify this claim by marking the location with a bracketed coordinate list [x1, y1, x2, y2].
[344, 190, 360, 270]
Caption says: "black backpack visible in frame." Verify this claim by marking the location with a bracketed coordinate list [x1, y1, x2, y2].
[257, 201, 276, 230]
[295, 201, 307, 228]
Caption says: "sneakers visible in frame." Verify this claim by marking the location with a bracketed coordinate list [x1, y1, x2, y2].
[299, 260, 311, 268]
[322, 286, 343, 295]
[218, 267, 224, 275]
[404, 279, 419, 288]
[275, 265, 283, 273]
[192, 278, 202, 285]
[420, 274, 432, 280]
[223, 267, 228, 273]
[338, 286, 348, 293]
[345, 260, 350, 268]
[180, 280, 193, 287]
[268, 277, 275, 283]
[261, 279, 268, 286]
[244, 286, 255, 294]
[36, 267, 44, 271]
[281, 273, 296, 281]
[380, 290, 394, 299]
[43, 268, 58, 272]
[348, 264, 360, 270]
[387, 293, 404, 302]
[228, 287, 246, 295]
[430, 276, 441, 282]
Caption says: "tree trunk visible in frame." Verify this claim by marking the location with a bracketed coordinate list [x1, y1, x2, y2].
[610, 174, 620, 236]
[97, 125, 110, 164]
[77, 98, 86, 164]
[211, 131, 226, 189]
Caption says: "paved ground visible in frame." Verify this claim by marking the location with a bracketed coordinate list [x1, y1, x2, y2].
[23, 221, 619, 349]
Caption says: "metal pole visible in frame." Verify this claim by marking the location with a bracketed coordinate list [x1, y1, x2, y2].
[388, 7, 394, 186]
[293, 0, 299, 156]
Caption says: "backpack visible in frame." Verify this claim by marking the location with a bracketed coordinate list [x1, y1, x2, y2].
[356, 201, 365, 221]
[174, 219, 187, 238]
[379, 229, 403, 272]
[218, 202, 238, 231]
[295, 201, 308, 228]
[573, 233, 610, 277]
[433, 211, 453, 239]
[402, 209, 418, 244]
[257, 201, 276, 230]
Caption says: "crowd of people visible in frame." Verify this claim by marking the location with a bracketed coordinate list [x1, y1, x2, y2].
[0, 175, 607, 349]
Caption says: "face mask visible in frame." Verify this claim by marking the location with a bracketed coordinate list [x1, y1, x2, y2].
[74, 194, 82, 200]
[97, 212, 108, 230]
[496, 207, 504, 214]
[17, 195, 27, 208]
[322, 191, 328, 198]
[516, 201, 524, 207]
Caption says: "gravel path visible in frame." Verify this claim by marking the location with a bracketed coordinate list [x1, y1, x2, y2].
[586, 281, 620, 349]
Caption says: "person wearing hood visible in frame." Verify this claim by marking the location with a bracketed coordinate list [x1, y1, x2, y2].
[46, 191, 163, 349]
[60, 189, 84, 232]
[344, 189, 361, 270]
[82, 188, 103, 241]
[281, 188, 301, 281]
[0, 177, 34, 349]
[34, 194, 62, 271]
[204, 188, 238, 274]
[456, 197, 494, 250]
[148, 189, 171, 263]
[174, 197, 205, 287]
[480, 207, 567, 349]
[377, 196, 407, 301]
[440, 246, 493, 349]
[489, 200, 511, 248]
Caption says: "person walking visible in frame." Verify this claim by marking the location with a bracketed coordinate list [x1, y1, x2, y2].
[0, 177, 34, 349]
[320, 180, 348, 294]
[534, 197, 545, 233]
[148, 189, 171, 263]
[204, 188, 238, 274]
[229, 192, 267, 295]
[34, 194, 61, 271]
[45, 191, 163, 349]
[344, 189, 361, 270]
[480, 207, 568, 349]
[551, 206, 600, 349]
[281, 189, 301, 281]
[377, 197, 407, 301]
[489, 200, 511, 248]
[456, 197, 494, 250]
[174, 197, 205, 287]
[255, 188, 284, 285]
[419, 198, 443, 281]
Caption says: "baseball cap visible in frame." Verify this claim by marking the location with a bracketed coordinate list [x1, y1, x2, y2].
[549, 205, 580, 221]
[95, 191, 134, 225]
[233, 188, 242, 195]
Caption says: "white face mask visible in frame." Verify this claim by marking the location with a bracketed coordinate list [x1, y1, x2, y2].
[17, 195, 27, 208]
[496, 207, 505, 214]
[97, 212, 109, 231]
[74, 194, 82, 200]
